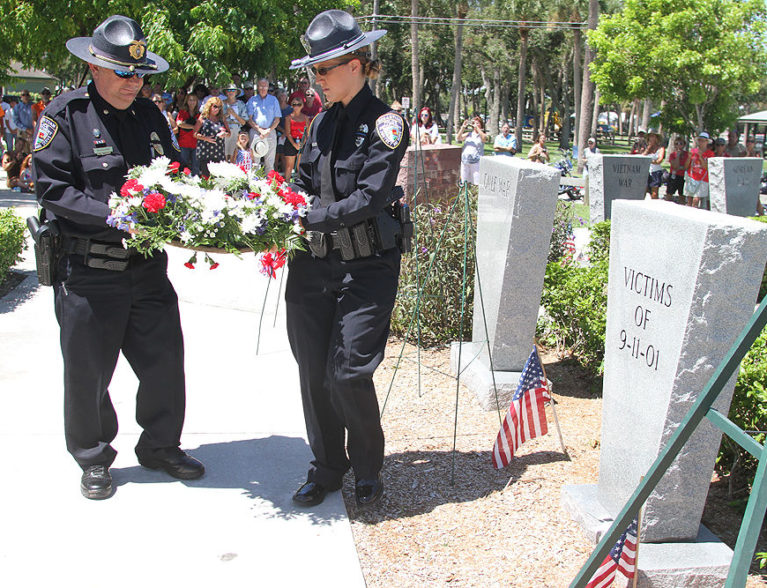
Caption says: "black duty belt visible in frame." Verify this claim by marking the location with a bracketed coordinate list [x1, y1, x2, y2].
[63, 235, 137, 271]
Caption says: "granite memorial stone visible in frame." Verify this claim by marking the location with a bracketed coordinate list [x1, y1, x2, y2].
[709, 157, 762, 217]
[589, 154, 652, 223]
[450, 156, 559, 410]
[563, 200, 767, 582]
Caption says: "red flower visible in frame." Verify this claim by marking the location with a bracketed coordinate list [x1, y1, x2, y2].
[120, 178, 144, 197]
[168, 161, 181, 174]
[183, 168, 191, 175]
[259, 249, 287, 278]
[267, 169, 285, 184]
[246, 192, 258, 200]
[184, 262, 195, 269]
[142, 192, 166, 213]
[281, 187, 307, 209]
[209, 263, 219, 270]
[238, 164, 249, 173]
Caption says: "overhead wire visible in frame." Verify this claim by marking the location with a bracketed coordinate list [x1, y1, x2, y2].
[356, 14, 586, 30]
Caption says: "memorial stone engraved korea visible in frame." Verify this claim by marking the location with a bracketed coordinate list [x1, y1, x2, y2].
[564, 200, 767, 582]
[588, 154, 652, 223]
[709, 157, 763, 217]
[450, 156, 559, 410]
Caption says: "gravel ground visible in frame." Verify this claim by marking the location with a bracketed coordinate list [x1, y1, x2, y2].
[339, 341, 767, 587]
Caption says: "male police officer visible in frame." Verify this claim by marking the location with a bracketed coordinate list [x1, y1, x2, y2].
[33, 15, 204, 500]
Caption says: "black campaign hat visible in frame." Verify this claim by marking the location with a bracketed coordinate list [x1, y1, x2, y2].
[66, 15, 169, 74]
[290, 10, 386, 70]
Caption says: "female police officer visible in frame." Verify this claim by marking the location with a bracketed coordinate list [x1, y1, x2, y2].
[286, 10, 409, 507]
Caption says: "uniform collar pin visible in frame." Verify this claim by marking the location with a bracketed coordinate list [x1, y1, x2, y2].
[93, 128, 101, 138]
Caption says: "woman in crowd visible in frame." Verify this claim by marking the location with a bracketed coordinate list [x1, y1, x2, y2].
[527, 132, 549, 164]
[684, 132, 714, 209]
[282, 95, 307, 182]
[176, 94, 201, 175]
[194, 96, 230, 177]
[414, 106, 441, 146]
[152, 93, 177, 136]
[666, 137, 688, 204]
[643, 131, 666, 199]
[457, 116, 486, 184]
[746, 136, 759, 157]
[582, 137, 600, 177]
[171, 87, 187, 116]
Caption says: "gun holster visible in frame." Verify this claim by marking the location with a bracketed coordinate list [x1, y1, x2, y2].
[26, 215, 61, 287]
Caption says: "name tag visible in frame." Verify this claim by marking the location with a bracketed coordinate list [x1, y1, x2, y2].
[93, 146, 113, 156]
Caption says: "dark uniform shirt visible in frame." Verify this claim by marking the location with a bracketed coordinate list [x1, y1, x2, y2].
[294, 83, 409, 234]
[33, 81, 180, 243]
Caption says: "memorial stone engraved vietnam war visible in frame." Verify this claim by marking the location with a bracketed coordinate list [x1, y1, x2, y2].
[563, 200, 767, 585]
[588, 154, 652, 223]
[450, 156, 559, 410]
[709, 157, 763, 217]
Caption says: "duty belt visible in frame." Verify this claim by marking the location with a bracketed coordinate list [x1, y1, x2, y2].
[63, 235, 136, 271]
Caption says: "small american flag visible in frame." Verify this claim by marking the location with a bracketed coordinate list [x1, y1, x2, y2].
[585, 518, 638, 588]
[491, 346, 550, 469]
[564, 233, 577, 257]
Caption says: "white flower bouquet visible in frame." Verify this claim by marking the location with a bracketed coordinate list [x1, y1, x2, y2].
[107, 158, 310, 275]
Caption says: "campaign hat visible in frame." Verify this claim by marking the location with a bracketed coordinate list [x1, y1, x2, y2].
[66, 15, 169, 74]
[290, 10, 386, 69]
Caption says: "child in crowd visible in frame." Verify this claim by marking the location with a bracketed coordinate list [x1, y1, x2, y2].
[684, 132, 714, 209]
[232, 129, 254, 171]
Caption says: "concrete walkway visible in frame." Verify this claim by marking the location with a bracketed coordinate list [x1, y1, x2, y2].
[0, 188, 364, 587]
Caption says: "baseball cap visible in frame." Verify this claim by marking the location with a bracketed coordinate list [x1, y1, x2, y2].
[698, 131, 710, 139]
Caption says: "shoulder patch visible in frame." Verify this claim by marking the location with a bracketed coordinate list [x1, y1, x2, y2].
[33, 116, 58, 152]
[375, 113, 404, 150]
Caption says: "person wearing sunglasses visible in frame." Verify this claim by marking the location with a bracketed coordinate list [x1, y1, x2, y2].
[302, 88, 322, 120]
[282, 95, 307, 182]
[286, 10, 409, 509]
[193, 96, 230, 176]
[152, 92, 177, 136]
[33, 15, 204, 501]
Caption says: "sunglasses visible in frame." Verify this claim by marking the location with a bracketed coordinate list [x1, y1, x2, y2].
[292, 102, 303, 106]
[114, 69, 147, 79]
[211, 105, 221, 109]
[311, 60, 350, 76]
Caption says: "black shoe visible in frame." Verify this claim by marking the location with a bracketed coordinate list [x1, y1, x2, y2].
[80, 465, 113, 500]
[292, 481, 341, 507]
[137, 447, 205, 480]
[355, 475, 383, 507]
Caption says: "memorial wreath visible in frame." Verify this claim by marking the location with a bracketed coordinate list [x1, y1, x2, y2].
[107, 158, 310, 277]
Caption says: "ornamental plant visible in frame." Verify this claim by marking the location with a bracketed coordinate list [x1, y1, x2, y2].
[107, 159, 310, 275]
[0, 208, 26, 283]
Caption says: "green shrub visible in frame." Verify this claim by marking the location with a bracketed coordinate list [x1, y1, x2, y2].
[391, 190, 476, 347]
[0, 209, 26, 283]
[749, 216, 767, 301]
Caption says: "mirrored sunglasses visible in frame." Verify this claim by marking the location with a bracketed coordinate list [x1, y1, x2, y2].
[114, 69, 147, 79]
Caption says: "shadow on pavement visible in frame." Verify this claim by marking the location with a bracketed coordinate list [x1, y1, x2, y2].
[112, 435, 347, 525]
[0, 270, 40, 314]
[348, 448, 569, 522]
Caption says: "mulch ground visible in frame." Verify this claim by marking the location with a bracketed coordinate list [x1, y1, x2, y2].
[340, 341, 767, 587]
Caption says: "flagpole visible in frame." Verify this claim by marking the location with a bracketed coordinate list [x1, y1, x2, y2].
[534, 343, 570, 460]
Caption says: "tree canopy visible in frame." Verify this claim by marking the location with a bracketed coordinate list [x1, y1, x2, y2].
[0, 0, 346, 87]
[588, 0, 767, 135]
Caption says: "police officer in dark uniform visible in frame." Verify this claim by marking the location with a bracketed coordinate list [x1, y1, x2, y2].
[33, 15, 204, 500]
[286, 10, 410, 507]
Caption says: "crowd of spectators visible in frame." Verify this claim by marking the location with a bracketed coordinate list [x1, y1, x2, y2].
[0, 74, 325, 186]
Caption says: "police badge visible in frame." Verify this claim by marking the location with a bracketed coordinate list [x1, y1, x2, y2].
[375, 113, 403, 150]
[33, 116, 59, 152]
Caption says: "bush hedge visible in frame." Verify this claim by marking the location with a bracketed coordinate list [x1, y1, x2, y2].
[0, 208, 26, 283]
[390, 189, 476, 347]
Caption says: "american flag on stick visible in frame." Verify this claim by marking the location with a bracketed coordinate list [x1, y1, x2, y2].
[491, 346, 551, 469]
[585, 518, 638, 588]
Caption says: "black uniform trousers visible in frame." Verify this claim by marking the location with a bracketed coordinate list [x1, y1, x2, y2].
[285, 247, 400, 486]
[54, 250, 185, 470]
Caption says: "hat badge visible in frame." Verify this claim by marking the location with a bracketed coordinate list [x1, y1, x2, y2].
[129, 40, 146, 60]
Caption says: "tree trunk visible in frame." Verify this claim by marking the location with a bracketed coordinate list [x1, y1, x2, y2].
[501, 83, 510, 126]
[591, 87, 601, 137]
[641, 98, 652, 130]
[370, 0, 381, 97]
[572, 25, 582, 149]
[410, 0, 421, 116]
[446, 3, 467, 144]
[515, 28, 530, 153]
[577, 0, 599, 172]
